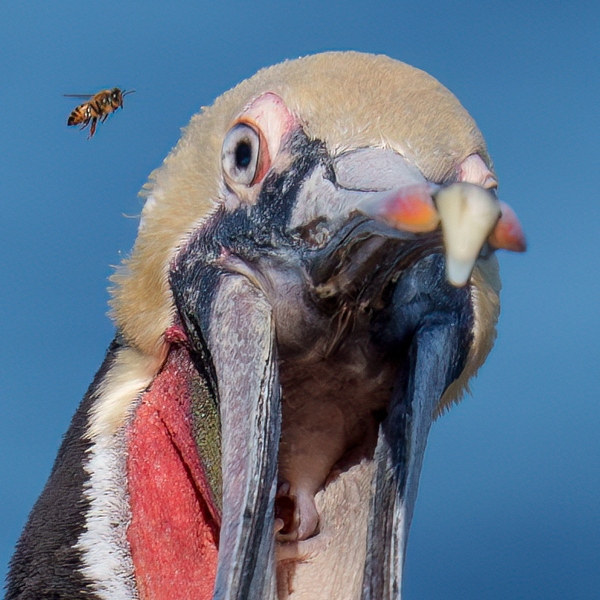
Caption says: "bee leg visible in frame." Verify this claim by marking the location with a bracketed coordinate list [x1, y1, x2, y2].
[88, 118, 97, 138]
[101, 113, 109, 123]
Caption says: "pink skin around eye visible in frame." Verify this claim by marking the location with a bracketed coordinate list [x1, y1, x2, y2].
[235, 92, 299, 178]
[458, 154, 497, 189]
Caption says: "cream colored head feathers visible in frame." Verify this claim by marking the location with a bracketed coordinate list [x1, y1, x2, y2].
[111, 51, 491, 358]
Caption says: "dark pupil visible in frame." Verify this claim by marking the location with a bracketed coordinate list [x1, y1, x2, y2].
[235, 141, 252, 169]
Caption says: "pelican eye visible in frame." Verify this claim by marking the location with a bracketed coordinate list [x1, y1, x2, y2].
[236, 141, 252, 168]
[222, 123, 260, 186]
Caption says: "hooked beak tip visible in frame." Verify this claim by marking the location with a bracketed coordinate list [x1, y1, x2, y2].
[436, 183, 501, 287]
[359, 184, 440, 233]
[489, 201, 527, 253]
[445, 258, 476, 287]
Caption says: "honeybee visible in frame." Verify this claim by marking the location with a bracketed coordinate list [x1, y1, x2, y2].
[65, 88, 135, 138]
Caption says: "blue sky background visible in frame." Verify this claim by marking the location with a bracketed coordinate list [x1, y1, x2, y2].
[1, 1, 598, 597]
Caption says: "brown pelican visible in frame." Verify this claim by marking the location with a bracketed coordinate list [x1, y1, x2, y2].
[7, 52, 525, 600]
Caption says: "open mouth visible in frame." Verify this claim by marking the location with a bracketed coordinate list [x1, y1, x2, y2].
[161, 96, 526, 598]
[169, 182, 516, 593]
[270, 218, 465, 585]
[270, 222, 446, 590]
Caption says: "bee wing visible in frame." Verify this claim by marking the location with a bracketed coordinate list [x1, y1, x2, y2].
[63, 94, 94, 99]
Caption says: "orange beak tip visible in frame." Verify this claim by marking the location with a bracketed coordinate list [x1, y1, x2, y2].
[489, 201, 527, 253]
[376, 186, 439, 233]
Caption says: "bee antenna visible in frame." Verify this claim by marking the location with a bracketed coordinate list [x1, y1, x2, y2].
[122, 89, 136, 96]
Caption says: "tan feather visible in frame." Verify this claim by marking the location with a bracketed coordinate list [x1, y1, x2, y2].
[102, 51, 498, 435]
